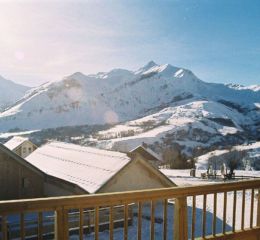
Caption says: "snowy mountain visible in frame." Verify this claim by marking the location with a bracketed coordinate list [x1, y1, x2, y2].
[0, 61, 259, 156]
[0, 75, 30, 111]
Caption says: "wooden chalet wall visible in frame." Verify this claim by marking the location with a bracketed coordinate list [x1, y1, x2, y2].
[0, 150, 44, 200]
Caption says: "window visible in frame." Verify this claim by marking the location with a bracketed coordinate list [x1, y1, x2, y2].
[22, 178, 30, 188]
[22, 147, 26, 153]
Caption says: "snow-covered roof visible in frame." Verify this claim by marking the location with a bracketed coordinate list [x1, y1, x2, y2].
[130, 145, 163, 162]
[4, 136, 30, 151]
[25, 141, 131, 193]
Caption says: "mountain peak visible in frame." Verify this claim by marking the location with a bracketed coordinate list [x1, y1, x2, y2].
[65, 72, 87, 81]
[135, 61, 158, 74]
[143, 60, 157, 69]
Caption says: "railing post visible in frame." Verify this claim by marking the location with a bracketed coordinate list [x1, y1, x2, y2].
[1, 215, 8, 240]
[257, 189, 260, 227]
[174, 197, 188, 240]
[55, 207, 68, 240]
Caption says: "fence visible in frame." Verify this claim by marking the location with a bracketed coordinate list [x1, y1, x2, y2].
[0, 179, 260, 240]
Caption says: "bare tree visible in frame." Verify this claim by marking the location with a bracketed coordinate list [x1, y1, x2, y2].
[225, 150, 246, 177]
[208, 153, 226, 177]
[162, 147, 187, 169]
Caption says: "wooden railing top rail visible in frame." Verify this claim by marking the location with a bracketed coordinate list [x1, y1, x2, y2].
[0, 179, 260, 214]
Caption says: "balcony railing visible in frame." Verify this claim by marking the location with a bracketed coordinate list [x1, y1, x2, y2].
[0, 179, 260, 240]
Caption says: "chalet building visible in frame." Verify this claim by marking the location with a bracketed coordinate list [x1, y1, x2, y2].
[0, 143, 84, 201]
[4, 136, 37, 158]
[0, 141, 175, 200]
[25, 141, 175, 196]
[130, 144, 163, 168]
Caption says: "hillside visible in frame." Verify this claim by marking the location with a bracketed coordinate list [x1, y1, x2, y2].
[89, 100, 254, 153]
[0, 75, 29, 111]
[194, 141, 260, 170]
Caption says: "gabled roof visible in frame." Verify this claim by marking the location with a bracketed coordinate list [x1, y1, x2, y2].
[4, 136, 34, 151]
[25, 141, 131, 194]
[130, 145, 163, 162]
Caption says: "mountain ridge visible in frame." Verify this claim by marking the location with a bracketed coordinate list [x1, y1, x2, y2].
[0, 62, 259, 139]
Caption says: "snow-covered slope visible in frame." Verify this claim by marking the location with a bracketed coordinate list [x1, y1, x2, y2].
[227, 83, 260, 92]
[0, 61, 259, 136]
[0, 75, 29, 110]
[89, 99, 257, 154]
[195, 141, 260, 170]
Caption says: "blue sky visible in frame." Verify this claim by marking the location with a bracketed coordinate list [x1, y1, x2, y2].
[0, 0, 259, 86]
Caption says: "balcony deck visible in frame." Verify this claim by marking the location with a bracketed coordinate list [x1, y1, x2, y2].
[0, 179, 260, 240]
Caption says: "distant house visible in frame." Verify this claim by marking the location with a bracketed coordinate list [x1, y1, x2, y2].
[130, 144, 163, 168]
[4, 136, 37, 158]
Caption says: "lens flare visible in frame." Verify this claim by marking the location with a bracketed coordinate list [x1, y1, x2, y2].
[14, 51, 25, 61]
[104, 110, 118, 124]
